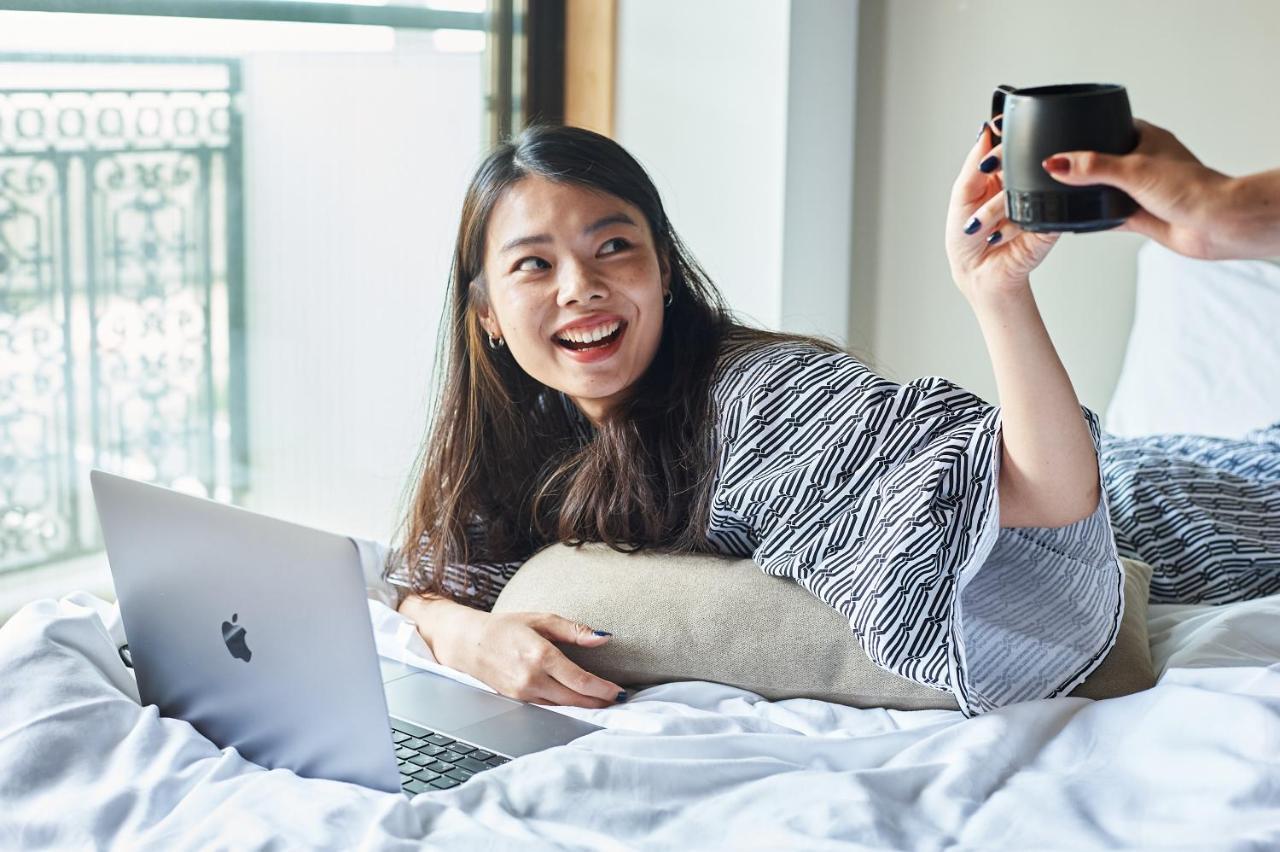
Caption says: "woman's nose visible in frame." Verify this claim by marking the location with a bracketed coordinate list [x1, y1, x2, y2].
[556, 261, 607, 304]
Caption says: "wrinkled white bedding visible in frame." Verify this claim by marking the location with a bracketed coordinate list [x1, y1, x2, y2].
[2, 591, 1279, 851]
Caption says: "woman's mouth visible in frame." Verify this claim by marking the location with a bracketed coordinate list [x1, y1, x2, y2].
[553, 320, 626, 362]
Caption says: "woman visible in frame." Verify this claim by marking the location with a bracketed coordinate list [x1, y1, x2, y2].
[383, 122, 1278, 718]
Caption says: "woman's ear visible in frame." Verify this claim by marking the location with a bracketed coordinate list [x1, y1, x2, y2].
[659, 254, 672, 292]
[475, 306, 499, 338]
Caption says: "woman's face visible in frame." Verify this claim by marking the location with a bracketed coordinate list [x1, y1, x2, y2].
[476, 175, 670, 424]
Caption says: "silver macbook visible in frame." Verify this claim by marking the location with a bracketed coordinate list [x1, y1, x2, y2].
[89, 469, 603, 796]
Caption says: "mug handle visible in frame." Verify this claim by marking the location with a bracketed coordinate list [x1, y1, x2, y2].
[992, 84, 1016, 120]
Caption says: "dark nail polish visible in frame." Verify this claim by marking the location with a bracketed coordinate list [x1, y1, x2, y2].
[616, 691, 628, 703]
[593, 630, 612, 637]
[963, 216, 981, 235]
[979, 154, 1000, 174]
[986, 230, 1003, 245]
[994, 117, 1003, 131]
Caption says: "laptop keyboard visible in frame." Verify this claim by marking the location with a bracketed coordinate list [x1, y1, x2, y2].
[391, 718, 511, 794]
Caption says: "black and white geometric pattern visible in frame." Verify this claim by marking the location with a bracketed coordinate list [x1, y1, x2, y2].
[705, 342, 1123, 717]
[1101, 422, 1280, 605]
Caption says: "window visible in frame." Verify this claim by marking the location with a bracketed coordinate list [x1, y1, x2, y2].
[0, 0, 543, 619]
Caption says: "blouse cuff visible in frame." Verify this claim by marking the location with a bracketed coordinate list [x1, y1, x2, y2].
[947, 409, 1126, 717]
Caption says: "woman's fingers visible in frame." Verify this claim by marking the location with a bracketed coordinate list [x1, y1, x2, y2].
[960, 192, 1008, 241]
[990, 221, 1063, 269]
[961, 196, 1061, 264]
[950, 144, 1005, 251]
[953, 190, 1009, 263]
[524, 613, 625, 703]
[530, 613, 609, 647]
[952, 112, 998, 188]
[540, 646, 626, 705]
[527, 671, 615, 709]
[954, 120, 997, 187]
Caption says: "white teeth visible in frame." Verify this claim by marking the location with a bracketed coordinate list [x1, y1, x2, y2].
[557, 320, 620, 344]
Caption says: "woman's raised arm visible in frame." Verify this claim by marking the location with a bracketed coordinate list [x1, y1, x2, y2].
[943, 121, 1101, 528]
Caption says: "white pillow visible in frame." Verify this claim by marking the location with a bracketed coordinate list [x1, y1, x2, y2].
[1104, 241, 1280, 439]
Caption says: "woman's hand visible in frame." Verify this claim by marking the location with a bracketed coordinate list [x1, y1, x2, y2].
[945, 119, 1061, 306]
[1042, 119, 1278, 260]
[426, 604, 627, 709]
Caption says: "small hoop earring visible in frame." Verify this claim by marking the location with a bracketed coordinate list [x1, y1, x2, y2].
[487, 333, 505, 350]
[663, 290, 674, 308]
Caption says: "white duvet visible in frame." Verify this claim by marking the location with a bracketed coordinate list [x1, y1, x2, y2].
[2, 590, 1279, 851]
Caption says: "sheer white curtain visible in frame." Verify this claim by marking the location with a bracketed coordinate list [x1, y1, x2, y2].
[0, 11, 487, 621]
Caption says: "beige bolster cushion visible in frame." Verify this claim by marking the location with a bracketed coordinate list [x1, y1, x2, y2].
[491, 543, 1156, 710]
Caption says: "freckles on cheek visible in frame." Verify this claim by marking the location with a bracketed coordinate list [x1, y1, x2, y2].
[500, 291, 553, 355]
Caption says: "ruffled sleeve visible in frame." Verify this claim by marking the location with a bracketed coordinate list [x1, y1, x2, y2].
[707, 341, 1124, 717]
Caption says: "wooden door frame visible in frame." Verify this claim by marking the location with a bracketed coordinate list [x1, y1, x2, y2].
[563, 0, 616, 135]
[522, 0, 616, 135]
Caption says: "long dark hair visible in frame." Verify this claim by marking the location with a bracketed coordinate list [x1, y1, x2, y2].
[386, 124, 844, 609]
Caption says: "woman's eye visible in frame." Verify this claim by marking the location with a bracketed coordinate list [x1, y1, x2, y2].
[515, 256, 550, 272]
[600, 237, 630, 255]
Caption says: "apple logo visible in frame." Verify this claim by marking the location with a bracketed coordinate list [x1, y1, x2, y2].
[221, 613, 252, 662]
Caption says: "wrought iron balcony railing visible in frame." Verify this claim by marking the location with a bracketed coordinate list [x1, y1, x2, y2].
[0, 55, 246, 576]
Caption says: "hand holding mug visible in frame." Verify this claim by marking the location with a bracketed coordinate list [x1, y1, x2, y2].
[945, 119, 1061, 306]
[1041, 119, 1271, 260]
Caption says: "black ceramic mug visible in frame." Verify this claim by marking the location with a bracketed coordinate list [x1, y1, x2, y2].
[993, 83, 1139, 233]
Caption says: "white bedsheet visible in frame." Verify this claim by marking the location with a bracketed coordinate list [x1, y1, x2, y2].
[2, 592, 1278, 851]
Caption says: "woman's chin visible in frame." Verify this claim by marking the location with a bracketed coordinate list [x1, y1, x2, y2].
[554, 375, 633, 414]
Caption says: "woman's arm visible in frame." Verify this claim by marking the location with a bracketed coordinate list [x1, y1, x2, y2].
[946, 121, 1100, 529]
[397, 591, 481, 659]
[970, 288, 1100, 527]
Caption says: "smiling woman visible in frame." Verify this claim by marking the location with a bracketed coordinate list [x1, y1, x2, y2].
[389, 123, 1276, 718]
[476, 177, 670, 424]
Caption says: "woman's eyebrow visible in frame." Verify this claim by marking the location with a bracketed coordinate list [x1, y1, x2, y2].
[584, 212, 638, 234]
[498, 213, 638, 254]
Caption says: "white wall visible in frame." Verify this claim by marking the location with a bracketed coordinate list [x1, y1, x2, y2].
[780, 0, 858, 343]
[852, 0, 1280, 409]
[615, 0, 790, 331]
[615, 0, 858, 345]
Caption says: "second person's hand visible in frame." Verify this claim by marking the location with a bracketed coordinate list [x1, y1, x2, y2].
[1040, 118, 1251, 259]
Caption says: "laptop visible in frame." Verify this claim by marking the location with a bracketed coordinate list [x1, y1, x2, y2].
[89, 469, 604, 796]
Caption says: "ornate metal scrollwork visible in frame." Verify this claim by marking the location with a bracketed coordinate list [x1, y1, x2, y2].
[0, 61, 244, 573]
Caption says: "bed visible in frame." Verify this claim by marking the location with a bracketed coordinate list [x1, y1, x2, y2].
[1, 242, 1278, 850]
[3, 588, 1279, 849]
